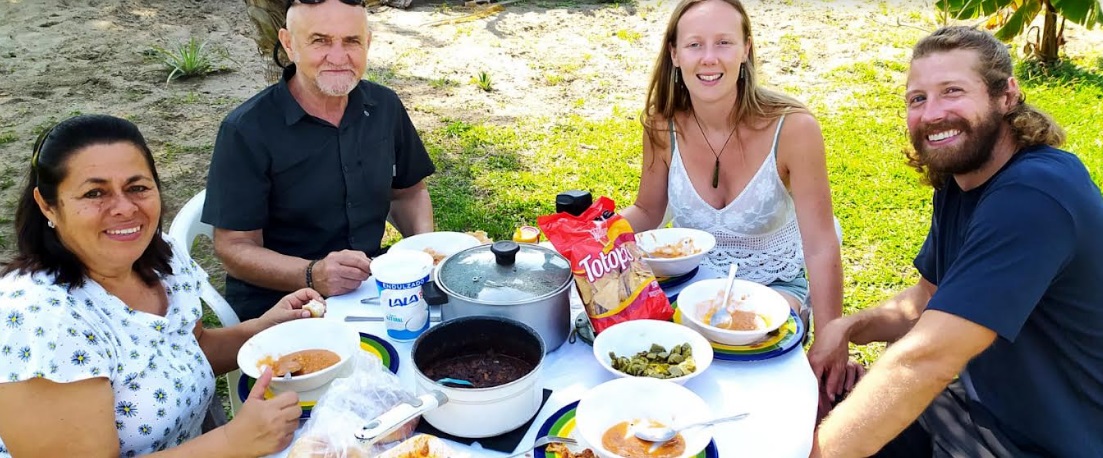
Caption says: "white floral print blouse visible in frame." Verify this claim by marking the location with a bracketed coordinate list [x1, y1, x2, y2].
[0, 238, 216, 457]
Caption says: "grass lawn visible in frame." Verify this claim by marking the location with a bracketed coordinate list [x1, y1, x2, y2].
[414, 54, 1103, 364]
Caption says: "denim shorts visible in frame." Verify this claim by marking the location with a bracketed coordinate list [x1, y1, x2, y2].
[766, 270, 810, 310]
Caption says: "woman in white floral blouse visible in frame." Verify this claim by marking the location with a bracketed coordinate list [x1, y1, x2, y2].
[0, 114, 320, 457]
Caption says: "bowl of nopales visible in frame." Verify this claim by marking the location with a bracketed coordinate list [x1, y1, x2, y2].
[592, 319, 713, 385]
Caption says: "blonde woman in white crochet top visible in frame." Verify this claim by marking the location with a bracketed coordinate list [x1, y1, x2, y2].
[620, 0, 861, 409]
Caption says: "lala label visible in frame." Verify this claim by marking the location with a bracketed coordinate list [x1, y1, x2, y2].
[379, 273, 430, 341]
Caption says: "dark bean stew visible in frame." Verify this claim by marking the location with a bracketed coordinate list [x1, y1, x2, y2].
[423, 350, 535, 388]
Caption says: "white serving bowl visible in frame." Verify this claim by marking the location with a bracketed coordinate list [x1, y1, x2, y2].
[236, 318, 360, 394]
[635, 228, 716, 278]
[390, 231, 482, 265]
[592, 319, 713, 385]
[576, 377, 712, 458]
[677, 278, 791, 346]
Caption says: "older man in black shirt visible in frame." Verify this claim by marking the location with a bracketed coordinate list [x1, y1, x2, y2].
[202, 0, 435, 320]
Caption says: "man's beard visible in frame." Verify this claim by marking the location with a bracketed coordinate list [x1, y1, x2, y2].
[910, 107, 1002, 176]
[315, 72, 359, 97]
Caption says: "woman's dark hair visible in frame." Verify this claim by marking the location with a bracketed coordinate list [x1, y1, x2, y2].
[2, 114, 173, 287]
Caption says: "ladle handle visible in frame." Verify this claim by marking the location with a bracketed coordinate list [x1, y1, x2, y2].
[355, 391, 448, 446]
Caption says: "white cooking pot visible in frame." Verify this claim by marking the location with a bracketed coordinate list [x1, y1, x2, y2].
[356, 316, 545, 442]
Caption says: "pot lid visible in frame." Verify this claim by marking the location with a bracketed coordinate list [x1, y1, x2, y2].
[437, 241, 571, 303]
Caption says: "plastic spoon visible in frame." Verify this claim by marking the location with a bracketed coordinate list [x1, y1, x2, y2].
[709, 263, 739, 328]
[634, 412, 750, 444]
[436, 377, 474, 387]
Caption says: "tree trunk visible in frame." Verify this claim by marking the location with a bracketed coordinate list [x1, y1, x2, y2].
[1039, 0, 1059, 64]
[244, 0, 288, 84]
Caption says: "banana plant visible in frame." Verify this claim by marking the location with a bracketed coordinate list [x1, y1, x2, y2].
[936, 0, 1103, 64]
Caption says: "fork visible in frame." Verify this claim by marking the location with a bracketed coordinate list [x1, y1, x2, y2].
[505, 435, 577, 458]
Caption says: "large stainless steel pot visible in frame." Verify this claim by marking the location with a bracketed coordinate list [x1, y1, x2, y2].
[423, 241, 573, 353]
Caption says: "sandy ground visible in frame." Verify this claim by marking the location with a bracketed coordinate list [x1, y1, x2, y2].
[0, 0, 1101, 255]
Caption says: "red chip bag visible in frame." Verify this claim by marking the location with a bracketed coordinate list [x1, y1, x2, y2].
[538, 196, 673, 334]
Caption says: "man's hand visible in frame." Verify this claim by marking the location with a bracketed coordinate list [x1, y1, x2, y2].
[223, 368, 301, 456]
[257, 288, 324, 330]
[312, 250, 373, 297]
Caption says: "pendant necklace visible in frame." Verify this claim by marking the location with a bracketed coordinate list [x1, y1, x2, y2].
[691, 111, 739, 188]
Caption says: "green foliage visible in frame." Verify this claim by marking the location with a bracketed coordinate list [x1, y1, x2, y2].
[778, 33, 810, 71]
[471, 70, 494, 92]
[151, 37, 222, 83]
[614, 28, 643, 43]
[365, 66, 397, 85]
[0, 132, 16, 146]
[429, 77, 458, 90]
[936, 0, 1103, 62]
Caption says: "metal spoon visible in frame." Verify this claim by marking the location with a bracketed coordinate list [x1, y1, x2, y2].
[343, 315, 442, 323]
[634, 412, 750, 444]
[505, 435, 577, 458]
[709, 263, 740, 328]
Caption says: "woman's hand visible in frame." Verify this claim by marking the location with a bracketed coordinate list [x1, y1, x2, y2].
[257, 288, 324, 330]
[222, 367, 301, 456]
[808, 318, 856, 403]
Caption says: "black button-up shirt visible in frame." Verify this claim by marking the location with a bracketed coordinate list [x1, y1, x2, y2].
[202, 65, 435, 319]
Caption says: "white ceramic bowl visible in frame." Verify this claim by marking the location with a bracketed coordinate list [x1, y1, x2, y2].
[576, 377, 712, 458]
[677, 278, 791, 346]
[236, 318, 360, 394]
[592, 319, 713, 385]
[390, 231, 482, 264]
[635, 228, 716, 278]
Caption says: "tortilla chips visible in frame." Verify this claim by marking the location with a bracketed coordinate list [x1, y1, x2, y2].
[539, 196, 673, 334]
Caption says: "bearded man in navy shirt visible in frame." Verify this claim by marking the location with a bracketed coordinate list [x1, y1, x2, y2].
[811, 26, 1103, 458]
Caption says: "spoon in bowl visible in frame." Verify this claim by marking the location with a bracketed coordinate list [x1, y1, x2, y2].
[634, 412, 750, 444]
[708, 263, 739, 328]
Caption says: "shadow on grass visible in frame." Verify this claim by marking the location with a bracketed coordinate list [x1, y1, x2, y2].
[1016, 58, 1103, 92]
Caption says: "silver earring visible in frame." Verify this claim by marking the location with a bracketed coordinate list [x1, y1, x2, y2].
[740, 63, 747, 80]
[673, 67, 680, 84]
[47, 220, 55, 228]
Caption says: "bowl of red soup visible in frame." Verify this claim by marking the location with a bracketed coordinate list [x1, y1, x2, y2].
[237, 318, 360, 393]
[576, 377, 712, 458]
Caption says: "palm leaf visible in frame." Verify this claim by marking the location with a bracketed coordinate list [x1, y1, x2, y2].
[1050, 0, 1103, 27]
[995, 0, 1042, 40]
[937, 0, 1015, 19]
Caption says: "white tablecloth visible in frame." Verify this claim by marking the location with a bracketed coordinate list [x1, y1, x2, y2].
[270, 275, 817, 458]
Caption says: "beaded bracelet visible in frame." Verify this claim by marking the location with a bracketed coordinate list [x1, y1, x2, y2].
[305, 259, 320, 289]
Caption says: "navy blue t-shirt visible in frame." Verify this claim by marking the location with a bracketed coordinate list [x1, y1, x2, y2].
[914, 145, 1103, 457]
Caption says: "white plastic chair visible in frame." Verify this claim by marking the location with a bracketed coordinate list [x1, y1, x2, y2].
[169, 190, 240, 327]
[168, 189, 244, 419]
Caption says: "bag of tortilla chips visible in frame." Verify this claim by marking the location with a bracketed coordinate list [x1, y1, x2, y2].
[538, 196, 673, 334]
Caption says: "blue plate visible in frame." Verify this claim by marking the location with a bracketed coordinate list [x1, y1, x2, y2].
[656, 266, 699, 290]
[673, 305, 805, 362]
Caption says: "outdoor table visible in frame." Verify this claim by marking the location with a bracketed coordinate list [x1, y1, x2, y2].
[269, 272, 818, 458]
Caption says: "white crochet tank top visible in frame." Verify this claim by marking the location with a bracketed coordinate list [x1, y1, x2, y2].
[667, 115, 805, 283]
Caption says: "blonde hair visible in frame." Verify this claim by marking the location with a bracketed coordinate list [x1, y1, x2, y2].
[641, 0, 807, 150]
